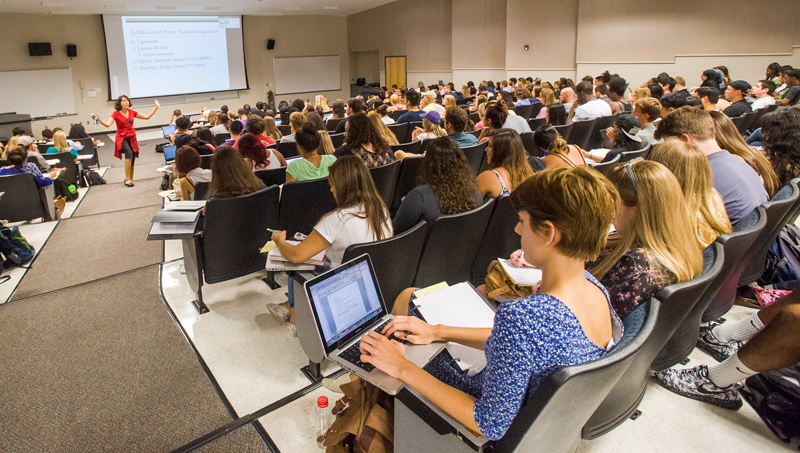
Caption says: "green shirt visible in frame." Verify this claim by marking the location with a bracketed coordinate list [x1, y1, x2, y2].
[286, 155, 337, 181]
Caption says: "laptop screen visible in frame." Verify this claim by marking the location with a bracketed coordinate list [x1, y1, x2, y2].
[163, 145, 176, 162]
[162, 125, 176, 137]
[306, 255, 386, 354]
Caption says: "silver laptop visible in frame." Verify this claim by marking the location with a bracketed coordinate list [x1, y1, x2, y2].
[304, 254, 444, 395]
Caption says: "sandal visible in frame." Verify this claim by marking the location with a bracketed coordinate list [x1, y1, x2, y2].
[124, 180, 135, 187]
[267, 303, 291, 321]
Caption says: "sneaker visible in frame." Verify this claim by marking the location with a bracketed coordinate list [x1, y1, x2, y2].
[267, 303, 290, 322]
[654, 365, 742, 410]
[697, 324, 741, 362]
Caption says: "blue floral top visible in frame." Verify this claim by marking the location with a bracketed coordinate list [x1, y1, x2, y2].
[423, 271, 623, 440]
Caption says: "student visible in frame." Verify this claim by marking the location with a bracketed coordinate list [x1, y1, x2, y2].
[17, 135, 51, 172]
[695, 87, 722, 112]
[318, 130, 336, 156]
[722, 81, 753, 118]
[237, 133, 285, 171]
[220, 120, 243, 147]
[533, 125, 586, 169]
[280, 112, 306, 143]
[46, 130, 77, 159]
[583, 113, 644, 164]
[659, 92, 688, 118]
[210, 114, 229, 135]
[411, 111, 447, 142]
[241, 116, 277, 146]
[761, 107, 800, 186]
[476, 128, 535, 199]
[396, 90, 425, 124]
[171, 116, 191, 144]
[393, 137, 482, 234]
[376, 104, 395, 125]
[207, 146, 265, 199]
[360, 166, 622, 441]
[268, 156, 393, 335]
[776, 69, 800, 106]
[443, 107, 479, 148]
[263, 116, 282, 141]
[750, 80, 777, 110]
[334, 99, 364, 134]
[67, 123, 101, 147]
[570, 81, 612, 122]
[368, 112, 399, 146]
[334, 113, 396, 168]
[286, 123, 336, 183]
[0, 145, 59, 187]
[173, 145, 212, 201]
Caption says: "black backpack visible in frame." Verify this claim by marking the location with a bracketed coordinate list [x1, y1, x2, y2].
[741, 364, 800, 444]
[82, 169, 106, 186]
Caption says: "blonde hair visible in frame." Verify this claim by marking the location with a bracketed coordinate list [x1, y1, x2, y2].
[590, 160, 703, 284]
[318, 130, 335, 155]
[634, 87, 651, 101]
[368, 112, 399, 146]
[3, 136, 19, 158]
[422, 118, 448, 138]
[289, 111, 306, 133]
[263, 116, 282, 140]
[650, 138, 732, 247]
[201, 106, 209, 120]
[389, 94, 401, 106]
[541, 88, 556, 107]
[315, 95, 331, 111]
[443, 95, 457, 109]
[207, 110, 218, 126]
[53, 130, 70, 152]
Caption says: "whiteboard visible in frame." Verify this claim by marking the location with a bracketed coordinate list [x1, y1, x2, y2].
[273, 56, 341, 95]
[0, 68, 77, 119]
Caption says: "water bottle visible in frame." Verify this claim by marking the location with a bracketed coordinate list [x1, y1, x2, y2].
[315, 395, 331, 449]
[93, 115, 99, 128]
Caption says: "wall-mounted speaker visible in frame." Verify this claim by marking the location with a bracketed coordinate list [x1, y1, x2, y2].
[28, 42, 52, 56]
[267, 39, 275, 50]
[66, 44, 77, 58]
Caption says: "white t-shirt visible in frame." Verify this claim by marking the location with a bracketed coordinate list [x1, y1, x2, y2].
[381, 116, 396, 125]
[751, 96, 775, 110]
[573, 99, 612, 122]
[314, 205, 393, 268]
[502, 115, 532, 134]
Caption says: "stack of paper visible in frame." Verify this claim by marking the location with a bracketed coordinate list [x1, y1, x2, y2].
[267, 240, 326, 266]
[497, 259, 542, 286]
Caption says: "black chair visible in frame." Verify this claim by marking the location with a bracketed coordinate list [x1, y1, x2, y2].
[278, 177, 338, 238]
[461, 142, 488, 177]
[566, 118, 597, 149]
[468, 129, 482, 139]
[520, 132, 537, 158]
[329, 132, 345, 149]
[618, 147, 650, 163]
[469, 112, 480, 124]
[391, 156, 425, 215]
[527, 117, 546, 131]
[390, 141, 423, 156]
[193, 182, 209, 200]
[529, 103, 545, 120]
[342, 221, 428, 304]
[45, 151, 79, 186]
[752, 104, 779, 130]
[583, 242, 724, 439]
[200, 154, 213, 170]
[200, 186, 280, 285]
[387, 122, 410, 145]
[586, 115, 617, 151]
[326, 117, 345, 132]
[553, 123, 574, 142]
[471, 195, 519, 286]
[277, 124, 292, 136]
[738, 181, 800, 286]
[75, 137, 99, 167]
[589, 154, 621, 176]
[700, 206, 768, 324]
[254, 167, 286, 188]
[0, 172, 56, 222]
[37, 143, 50, 154]
[407, 122, 423, 143]
[277, 141, 299, 159]
[213, 133, 231, 146]
[654, 209, 766, 370]
[369, 160, 401, 209]
[390, 109, 408, 121]
[515, 104, 535, 119]
[413, 200, 495, 288]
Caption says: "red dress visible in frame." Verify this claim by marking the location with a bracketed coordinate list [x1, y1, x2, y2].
[112, 109, 139, 159]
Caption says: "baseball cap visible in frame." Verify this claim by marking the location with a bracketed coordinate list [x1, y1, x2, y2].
[616, 113, 643, 142]
[419, 110, 442, 124]
[728, 80, 752, 94]
[17, 136, 35, 147]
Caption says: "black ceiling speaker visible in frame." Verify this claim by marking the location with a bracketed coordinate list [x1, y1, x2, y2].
[28, 42, 52, 56]
[66, 44, 77, 58]
[267, 39, 275, 50]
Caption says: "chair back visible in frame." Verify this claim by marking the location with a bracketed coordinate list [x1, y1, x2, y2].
[326, 117, 345, 132]
[200, 154, 213, 170]
[739, 181, 800, 285]
[583, 242, 723, 438]
[413, 200, 495, 288]
[202, 186, 280, 284]
[342, 221, 428, 304]
[213, 133, 231, 146]
[390, 140, 423, 156]
[46, 151, 79, 186]
[193, 182, 209, 200]
[387, 122, 410, 144]
[329, 132, 345, 149]
[0, 173, 47, 222]
[700, 206, 768, 323]
[529, 104, 545, 120]
[470, 112, 480, 124]
[390, 109, 407, 121]
[460, 142, 488, 177]
[37, 143, 50, 154]
[391, 156, 425, 215]
[369, 160, 401, 209]
[586, 115, 617, 150]
[618, 147, 649, 163]
[520, 132, 537, 158]
[527, 117, 546, 132]
[590, 154, 621, 176]
[254, 167, 286, 188]
[730, 115, 749, 134]
[471, 195, 519, 285]
[553, 123, 574, 142]
[566, 118, 597, 149]
[515, 104, 535, 119]
[278, 177, 338, 237]
[277, 141, 299, 159]
[277, 124, 292, 136]
[408, 122, 423, 143]
[75, 138, 99, 167]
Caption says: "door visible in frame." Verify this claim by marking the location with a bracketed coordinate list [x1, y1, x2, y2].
[385, 56, 407, 91]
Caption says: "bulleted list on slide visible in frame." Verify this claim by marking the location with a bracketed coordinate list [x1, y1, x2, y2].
[121, 17, 236, 98]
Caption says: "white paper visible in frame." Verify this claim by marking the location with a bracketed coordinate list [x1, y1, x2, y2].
[498, 259, 542, 286]
[413, 282, 495, 329]
[149, 222, 195, 235]
[152, 209, 200, 224]
[588, 148, 609, 159]
[163, 200, 206, 211]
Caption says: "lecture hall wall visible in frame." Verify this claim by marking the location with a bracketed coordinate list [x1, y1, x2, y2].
[0, 14, 350, 133]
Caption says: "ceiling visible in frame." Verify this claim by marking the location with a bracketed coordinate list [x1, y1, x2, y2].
[0, 0, 397, 17]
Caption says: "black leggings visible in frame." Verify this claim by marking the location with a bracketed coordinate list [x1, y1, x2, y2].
[121, 139, 135, 160]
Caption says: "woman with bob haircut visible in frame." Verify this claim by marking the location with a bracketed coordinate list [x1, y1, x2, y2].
[237, 132, 286, 171]
[358, 166, 622, 441]
[476, 128, 535, 199]
[268, 156, 393, 335]
[650, 138, 732, 248]
[589, 159, 704, 319]
[207, 146, 265, 199]
[173, 145, 212, 201]
[286, 123, 337, 182]
[393, 137, 482, 234]
[92, 95, 159, 187]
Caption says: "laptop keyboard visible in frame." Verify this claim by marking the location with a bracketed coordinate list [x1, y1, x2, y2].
[338, 319, 394, 373]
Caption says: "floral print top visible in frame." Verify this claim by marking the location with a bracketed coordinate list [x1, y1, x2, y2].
[599, 248, 674, 320]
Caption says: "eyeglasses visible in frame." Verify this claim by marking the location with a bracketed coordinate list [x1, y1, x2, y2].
[622, 157, 644, 192]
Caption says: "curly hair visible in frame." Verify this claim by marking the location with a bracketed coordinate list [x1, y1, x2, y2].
[762, 108, 800, 186]
[345, 113, 390, 153]
[420, 137, 479, 215]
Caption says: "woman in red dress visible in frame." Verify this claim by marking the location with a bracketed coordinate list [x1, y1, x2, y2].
[93, 95, 159, 187]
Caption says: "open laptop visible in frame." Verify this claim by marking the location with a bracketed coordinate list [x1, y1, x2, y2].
[163, 144, 176, 163]
[161, 125, 176, 139]
[304, 254, 444, 395]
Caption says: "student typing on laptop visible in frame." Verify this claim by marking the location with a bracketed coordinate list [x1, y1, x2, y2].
[268, 156, 393, 336]
[356, 168, 624, 441]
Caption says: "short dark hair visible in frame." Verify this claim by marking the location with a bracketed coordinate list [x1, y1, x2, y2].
[608, 77, 627, 96]
[695, 87, 720, 104]
[658, 75, 677, 91]
[246, 115, 265, 135]
[484, 103, 508, 129]
[295, 123, 321, 153]
[405, 89, 420, 106]
[575, 81, 593, 96]
[787, 69, 800, 81]
[444, 106, 468, 132]
[175, 116, 191, 130]
[595, 84, 608, 96]
[12, 127, 26, 136]
[175, 145, 201, 174]
[648, 84, 664, 99]
[684, 96, 702, 107]
[237, 108, 248, 116]
[114, 95, 131, 111]
[347, 98, 364, 113]
[758, 80, 777, 95]
[218, 114, 229, 125]
[660, 93, 688, 110]
[229, 120, 244, 135]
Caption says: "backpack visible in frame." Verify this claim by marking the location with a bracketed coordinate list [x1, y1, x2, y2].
[0, 224, 35, 266]
[82, 168, 106, 186]
[741, 364, 800, 444]
[760, 225, 800, 285]
[53, 177, 79, 202]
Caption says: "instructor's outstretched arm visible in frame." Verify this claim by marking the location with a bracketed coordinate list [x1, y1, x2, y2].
[92, 114, 113, 128]
[136, 100, 160, 120]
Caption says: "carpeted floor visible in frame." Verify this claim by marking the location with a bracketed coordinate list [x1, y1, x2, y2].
[11, 204, 162, 300]
[103, 161, 167, 185]
[71, 179, 163, 217]
[0, 267, 267, 452]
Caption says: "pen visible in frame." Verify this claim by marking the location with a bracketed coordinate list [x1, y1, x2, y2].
[267, 228, 281, 233]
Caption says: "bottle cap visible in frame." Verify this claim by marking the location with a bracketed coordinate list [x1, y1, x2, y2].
[317, 396, 329, 408]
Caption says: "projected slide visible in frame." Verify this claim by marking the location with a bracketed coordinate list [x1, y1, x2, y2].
[103, 15, 248, 99]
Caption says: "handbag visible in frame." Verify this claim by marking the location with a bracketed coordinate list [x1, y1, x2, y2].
[483, 259, 534, 300]
[324, 378, 394, 453]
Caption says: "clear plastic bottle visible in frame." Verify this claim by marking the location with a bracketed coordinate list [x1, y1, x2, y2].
[316, 395, 331, 449]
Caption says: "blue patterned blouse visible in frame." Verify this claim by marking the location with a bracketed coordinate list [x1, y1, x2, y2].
[423, 271, 623, 440]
